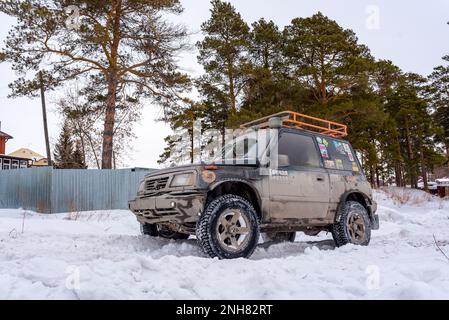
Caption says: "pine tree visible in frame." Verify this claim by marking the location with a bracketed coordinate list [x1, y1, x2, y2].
[54, 120, 75, 169]
[0, 0, 190, 169]
[197, 0, 250, 119]
[54, 120, 88, 169]
[283, 12, 374, 108]
[429, 55, 449, 164]
[240, 18, 306, 120]
[72, 140, 87, 169]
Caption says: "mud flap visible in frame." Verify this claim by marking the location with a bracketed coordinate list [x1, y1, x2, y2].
[370, 214, 380, 230]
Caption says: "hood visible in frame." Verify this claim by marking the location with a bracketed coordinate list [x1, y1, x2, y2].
[145, 164, 202, 178]
[146, 162, 258, 178]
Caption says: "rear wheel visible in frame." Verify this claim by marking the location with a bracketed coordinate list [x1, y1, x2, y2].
[331, 201, 371, 247]
[140, 223, 189, 240]
[196, 195, 260, 259]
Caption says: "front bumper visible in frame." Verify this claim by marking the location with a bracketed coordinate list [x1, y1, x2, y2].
[129, 193, 206, 225]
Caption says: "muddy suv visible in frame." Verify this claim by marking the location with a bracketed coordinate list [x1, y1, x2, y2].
[129, 112, 379, 259]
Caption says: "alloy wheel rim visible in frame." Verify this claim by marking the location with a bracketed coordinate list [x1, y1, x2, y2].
[216, 209, 251, 252]
[347, 213, 366, 244]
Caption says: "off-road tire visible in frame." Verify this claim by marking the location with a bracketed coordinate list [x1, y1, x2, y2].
[196, 195, 260, 259]
[332, 201, 371, 247]
[140, 223, 189, 240]
[262, 232, 296, 243]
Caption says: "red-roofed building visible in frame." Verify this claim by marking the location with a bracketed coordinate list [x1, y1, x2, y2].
[0, 122, 31, 170]
[0, 129, 12, 155]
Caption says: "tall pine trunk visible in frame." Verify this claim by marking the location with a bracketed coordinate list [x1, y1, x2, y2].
[394, 163, 403, 187]
[370, 164, 376, 188]
[376, 166, 380, 188]
[446, 142, 449, 167]
[101, 71, 118, 169]
[420, 143, 428, 192]
[392, 128, 403, 187]
[101, 0, 121, 169]
[228, 58, 237, 115]
[405, 119, 417, 188]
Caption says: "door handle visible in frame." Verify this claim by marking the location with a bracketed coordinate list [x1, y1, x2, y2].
[317, 175, 325, 182]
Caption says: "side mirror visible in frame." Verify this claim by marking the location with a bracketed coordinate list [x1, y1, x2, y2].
[278, 154, 290, 168]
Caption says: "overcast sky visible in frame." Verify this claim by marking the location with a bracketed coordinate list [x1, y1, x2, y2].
[1, 0, 449, 169]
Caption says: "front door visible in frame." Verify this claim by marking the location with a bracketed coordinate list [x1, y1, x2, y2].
[269, 131, 330, 221]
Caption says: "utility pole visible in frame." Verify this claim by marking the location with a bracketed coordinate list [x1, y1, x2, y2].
[39, 71, 52, 167]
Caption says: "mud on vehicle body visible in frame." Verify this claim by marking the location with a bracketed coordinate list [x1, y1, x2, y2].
[129, 111, 379, 259]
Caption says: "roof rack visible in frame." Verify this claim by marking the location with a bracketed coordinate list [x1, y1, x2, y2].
[240, 111, 348, 138]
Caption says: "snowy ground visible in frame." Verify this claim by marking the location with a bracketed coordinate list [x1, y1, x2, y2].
[0, 188, 449, 300]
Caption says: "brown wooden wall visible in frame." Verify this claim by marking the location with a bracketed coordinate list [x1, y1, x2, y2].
[0, 137, 6, 155]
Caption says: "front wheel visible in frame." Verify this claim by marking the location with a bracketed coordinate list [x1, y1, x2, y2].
[331, 201, 371, 247]
[196, 195, 260, 259]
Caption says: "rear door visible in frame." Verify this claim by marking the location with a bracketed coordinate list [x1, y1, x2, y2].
[269, 131, 330, 220]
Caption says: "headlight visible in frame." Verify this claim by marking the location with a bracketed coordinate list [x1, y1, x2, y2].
[170, 173, 194, 187]
[138, 181, 146, 193]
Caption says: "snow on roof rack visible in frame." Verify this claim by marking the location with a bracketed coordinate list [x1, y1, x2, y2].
[240, 111, 348, 138]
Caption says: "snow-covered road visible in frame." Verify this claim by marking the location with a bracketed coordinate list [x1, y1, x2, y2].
[0, 188, 448, 299]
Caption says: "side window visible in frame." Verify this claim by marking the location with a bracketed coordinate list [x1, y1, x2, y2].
[278, 133, 320, 168]
[316, 136, 360, 173]
[20, 160, 28, 169]
[12, 160, 19, 169]
[3, 159, 10, 170]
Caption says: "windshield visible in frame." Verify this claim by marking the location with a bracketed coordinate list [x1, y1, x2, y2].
[210, 130, 270, 165]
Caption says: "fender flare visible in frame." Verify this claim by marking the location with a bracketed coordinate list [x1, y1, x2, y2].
[207, 178, 262, 216]
[336, 190, 375, 220]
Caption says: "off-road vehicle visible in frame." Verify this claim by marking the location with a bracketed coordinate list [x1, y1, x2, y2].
[129, 111, 379, 259]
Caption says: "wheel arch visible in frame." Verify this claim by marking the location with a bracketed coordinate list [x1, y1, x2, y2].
[206, 179, 262, 219]
[336, 190, 374, 221]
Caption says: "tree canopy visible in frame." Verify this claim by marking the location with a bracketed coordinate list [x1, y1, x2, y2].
[0, 0, 191, 168]
[161, 0, 447, 189]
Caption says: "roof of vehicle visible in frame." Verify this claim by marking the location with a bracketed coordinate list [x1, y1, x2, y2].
[240, 111, 348, 138]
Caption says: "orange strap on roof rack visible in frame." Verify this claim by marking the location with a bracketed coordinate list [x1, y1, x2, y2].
[240, 111, 348, 138]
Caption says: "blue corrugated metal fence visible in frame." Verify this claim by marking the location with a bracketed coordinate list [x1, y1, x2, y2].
[0, 167, 152, 213]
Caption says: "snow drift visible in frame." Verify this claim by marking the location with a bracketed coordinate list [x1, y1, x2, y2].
[0, 188, 448, 299]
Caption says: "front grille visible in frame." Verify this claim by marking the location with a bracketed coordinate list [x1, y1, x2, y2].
[140, 208, 177, 217]
[145, 177, 169, 193]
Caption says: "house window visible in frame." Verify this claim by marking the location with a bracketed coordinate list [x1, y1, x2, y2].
[0, 158, 3, 170]
[20, 160, 28, 169]
[3, 159, 10, 170]
[12, 160, 19, 169]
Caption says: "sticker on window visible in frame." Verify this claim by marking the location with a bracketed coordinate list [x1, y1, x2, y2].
[319, 144, 329, 159]
[316, 137, 323, 144]
[343, 143, 351, 154]
[324, 160, 335, 168]
[333, 141, 346, 155]
[335, 159, 344, 170]
[348, 152, 355, 162]
[322, 139, 329, 147]
[352, 163, 360, 172]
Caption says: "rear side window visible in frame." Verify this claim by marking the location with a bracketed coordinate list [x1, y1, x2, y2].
[278, 133, 320, 168]
[315, 136, 360, 173]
